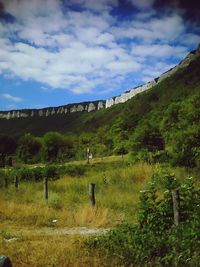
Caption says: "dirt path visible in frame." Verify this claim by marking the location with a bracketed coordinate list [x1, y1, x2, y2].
[1, 226, 110, 243]
[35, 226, 110, 236]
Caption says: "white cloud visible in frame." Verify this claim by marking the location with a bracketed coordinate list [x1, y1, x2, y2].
[142, 62, 176, 81]
[131, 44, 188, 59]
[0, 0, 199, 96]
[2, 93, 23, 102]
[181, 33, 200, 46]
[112, 13, 185, 43]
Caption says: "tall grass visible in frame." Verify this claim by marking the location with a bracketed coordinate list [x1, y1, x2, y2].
[0, 158, 191, 266]
[0, 161, 156, 228]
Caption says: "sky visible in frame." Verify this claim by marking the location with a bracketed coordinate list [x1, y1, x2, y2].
[0, 0, 200, 111]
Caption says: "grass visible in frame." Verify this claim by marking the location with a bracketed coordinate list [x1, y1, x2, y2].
[0, 160, 152, 227]
[0, 234, 89, 267]
[0, 156, 191, 266]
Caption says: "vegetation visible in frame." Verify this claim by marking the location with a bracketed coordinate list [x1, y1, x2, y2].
[0, 50, 200, 266]
[86, 169, 200, 266]
[1, 55, 200, 168]
[0, 159, 199, 266]
[0, 159, 152, 266]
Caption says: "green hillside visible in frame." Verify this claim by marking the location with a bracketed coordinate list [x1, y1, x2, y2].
[0, 49, 200, 167]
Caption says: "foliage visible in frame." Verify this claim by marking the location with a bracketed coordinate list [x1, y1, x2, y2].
[42, 132, 75, 162]
[170, 125, 200, 167]
[8, 163, 86, 182]
[131, 121, 165, 153]
[0, 135, 16, 167]
[0, 135, 17, 156]
[10, 165, 59, 182]
[64, 164, 86, 176]
[86, 169, 200, 266]
[17, 133, 42, 163]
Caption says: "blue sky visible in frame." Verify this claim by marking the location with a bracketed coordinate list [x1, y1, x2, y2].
[0, 0, 200, 110]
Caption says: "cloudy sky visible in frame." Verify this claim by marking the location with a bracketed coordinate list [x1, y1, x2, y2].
[0, 0, 200, 110]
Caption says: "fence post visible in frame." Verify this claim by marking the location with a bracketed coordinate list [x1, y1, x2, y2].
[15, 176, 19, 191]
[171, 189, 180, 226]
[44, 177, 48, 201]
[87, 148, 90, 164]
[4, 177, 8, 189]
[89, 183, 95, 207]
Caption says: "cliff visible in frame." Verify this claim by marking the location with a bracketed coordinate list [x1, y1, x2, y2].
[0, 100, 105, 120]
[0, 44, 199, 120]
[106, 44, 200, 108]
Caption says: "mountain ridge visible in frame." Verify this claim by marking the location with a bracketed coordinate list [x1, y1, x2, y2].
[0, 44, 200, 121]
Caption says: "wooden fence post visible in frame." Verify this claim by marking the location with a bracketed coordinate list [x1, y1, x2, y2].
[44, 177, 48, 201]
[87, 148, 90, 164]
[15, 176, 19, 191]
[89, 183, 95, 207]
[4, 177, 8, 189]
[171, 189, 180, 226]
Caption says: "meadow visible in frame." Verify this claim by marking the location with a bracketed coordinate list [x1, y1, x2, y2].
[0, 156, 194, 266]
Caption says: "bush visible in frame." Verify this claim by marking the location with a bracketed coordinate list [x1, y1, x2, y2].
[15, 167, 35, 181]
[43, 164, 60, 180]
[86, 169, 200, 266]
[12, 165, 61, 182]
[0, 169, 13, 187]
[64, 164, 86, 176]
[9, 164, 86, 183]
[130, 149, 170, 164]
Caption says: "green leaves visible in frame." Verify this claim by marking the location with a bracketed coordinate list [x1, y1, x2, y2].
[86, 169, 200, 266]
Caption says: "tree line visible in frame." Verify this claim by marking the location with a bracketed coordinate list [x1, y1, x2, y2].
[0, 89, 200, 167]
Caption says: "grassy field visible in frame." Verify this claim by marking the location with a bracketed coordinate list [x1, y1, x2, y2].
[0, 156, 190, 266]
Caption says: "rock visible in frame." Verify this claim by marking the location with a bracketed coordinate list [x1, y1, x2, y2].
[45, 109, 50, 117]
[77, 104, 84, 112]
[51, 108, 55, 115]
[88, 103, 96, 112]
[70, 105, 77, 113]
[0, 255, 12, 267]
[38, 110, 44, 117]
[97, 101, 105, 110]
[106, 98, 115, 108]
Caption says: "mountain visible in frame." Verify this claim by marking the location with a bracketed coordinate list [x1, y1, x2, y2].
[0, 44, 200, 138]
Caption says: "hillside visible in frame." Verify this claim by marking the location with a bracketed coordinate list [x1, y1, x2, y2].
[0, 45, 200, 138]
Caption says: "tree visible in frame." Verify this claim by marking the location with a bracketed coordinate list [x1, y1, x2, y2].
[131, 122, 164, 153]
[171, 125, 200, 167]
[42, 132, 74, 162]
[0, 135, 17, 166]
[17, 133, 42, 163]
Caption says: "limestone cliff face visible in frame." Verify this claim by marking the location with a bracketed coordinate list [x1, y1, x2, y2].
[0, 45, 199, 120]
[106, 80, 157, 108]
[0, 101, 105, 120]
[106, 45, 200, 108]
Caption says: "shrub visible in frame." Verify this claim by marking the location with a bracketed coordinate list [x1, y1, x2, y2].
[64, 164, 86, 176]
[43, 164, 60, 180]
[15, 167, 35, 181]
[130, 149, 170, 164]
[86, 169, 200, 266]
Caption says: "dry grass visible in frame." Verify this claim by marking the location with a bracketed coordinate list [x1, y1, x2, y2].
[0, 234, 91, 267]
[0, 161, 154, 228]
[0, 159, 163, 266]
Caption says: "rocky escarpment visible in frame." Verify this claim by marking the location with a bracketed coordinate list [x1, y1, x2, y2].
[106, 44, 200, 108]
[0, 44, 199, 120]
[0, 100, 105, 120]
